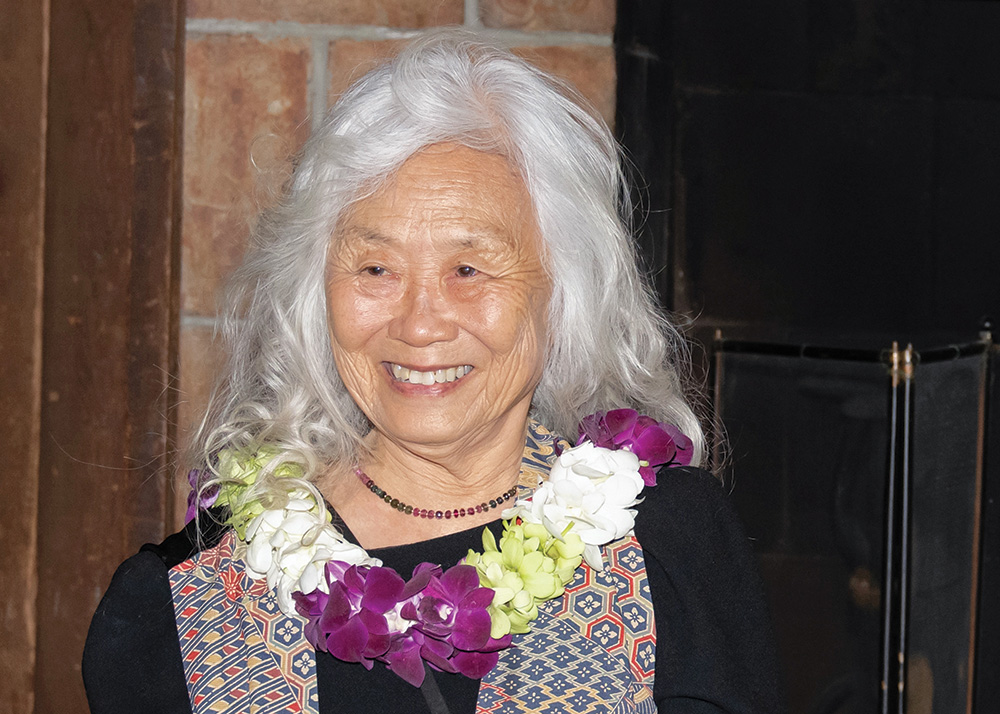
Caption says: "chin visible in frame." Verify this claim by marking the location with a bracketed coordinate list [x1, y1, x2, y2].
[377, 419, 470, 447]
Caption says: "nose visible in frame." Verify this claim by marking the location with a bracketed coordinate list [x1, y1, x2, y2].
[387, 276, 458, 346]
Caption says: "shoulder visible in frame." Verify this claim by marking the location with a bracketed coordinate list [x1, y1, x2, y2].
[85, 550, 175, 639]
[84, 512, 229, 654]
[633, 465, 760, 599]
[83, 550, 192, 713]
[82, 515, 226, 714]
[634, 466, 743, 547]
[640, 465, 728, 508]
[633, 466, 788, 712]
[631, 464, 765, 615]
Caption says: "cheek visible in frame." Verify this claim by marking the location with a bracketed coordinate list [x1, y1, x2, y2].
[325, 286, 387, 398]
[468, 286, 549, 366]
[326, 280, 385, 348]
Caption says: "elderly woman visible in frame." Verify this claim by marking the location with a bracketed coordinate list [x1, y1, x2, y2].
[84, 33, 783, 713]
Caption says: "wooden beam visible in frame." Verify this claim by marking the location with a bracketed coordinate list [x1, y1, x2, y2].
[35, 0, 184, 708]
[0, 0, 48, 709]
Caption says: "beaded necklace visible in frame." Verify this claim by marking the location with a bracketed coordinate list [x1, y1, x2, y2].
[188, 409, 693, 687]
[354, 466, 517, 519]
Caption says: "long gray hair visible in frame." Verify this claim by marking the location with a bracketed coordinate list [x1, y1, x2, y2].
[187, 31, 705, 492]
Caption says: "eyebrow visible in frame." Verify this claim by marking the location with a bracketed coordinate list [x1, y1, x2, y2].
[337, 227, 392, 245]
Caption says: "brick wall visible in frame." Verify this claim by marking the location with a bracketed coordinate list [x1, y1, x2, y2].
[176, 0, 617, 524]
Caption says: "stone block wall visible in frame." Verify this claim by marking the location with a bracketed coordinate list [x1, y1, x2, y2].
[176, 0, 616, 523]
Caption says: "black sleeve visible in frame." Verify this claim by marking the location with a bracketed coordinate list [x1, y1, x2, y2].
[82, 552, 193, 713]
[634, 467, 787, 713]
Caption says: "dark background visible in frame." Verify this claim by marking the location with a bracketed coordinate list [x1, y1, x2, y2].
[615, 0, 999, 349]
[614, 2, 1000, 712]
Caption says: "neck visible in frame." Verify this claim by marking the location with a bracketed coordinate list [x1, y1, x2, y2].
[363, 415, 529, 508]
[319, 412, 533, 548]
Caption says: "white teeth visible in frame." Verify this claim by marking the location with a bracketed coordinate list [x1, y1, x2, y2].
[391, 364, 471, 384]
[392, 364, 410, 381]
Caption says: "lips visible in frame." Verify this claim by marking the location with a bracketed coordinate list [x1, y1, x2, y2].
[389, 363, 473, 385]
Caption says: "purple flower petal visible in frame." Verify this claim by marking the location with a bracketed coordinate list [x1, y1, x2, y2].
[631, 428, 677, 464]
[385, 642, 426, 686]
[480, 634, 513, 652]
[438, 564, 480, 598]
[576, 409, 693, 472]
[325, 560, 352, 584]
[603, 409, 639, 445]
[304, 621, 325, 651]
[320, 583, 353, 631]
[416, 595, 453, 628]
[663, 426, 694, 466]
[343, 565, 366, 593]
[577, 412, 603, 444]
[358, 607, 389, 636]
[326, 615, 370, 664]
[400, 601, 418, 620]
[185, 469, 220, 522]
[451, 650, 499, 679]
[360, 566, 405, 613]
[420, 645, 458, 674]
[411, 562, 443, 579]
[449, 607, 491, 651]
[460, 587, 495, 610]
[401, 563, 437, 599]
[358, 610, 392, 658]
[293, 589, 325, 620]
[419, 635, 454, 661]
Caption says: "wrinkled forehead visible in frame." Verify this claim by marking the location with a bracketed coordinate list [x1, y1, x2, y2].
[335, 224, 522, 254]
[330, 143, 545, 259]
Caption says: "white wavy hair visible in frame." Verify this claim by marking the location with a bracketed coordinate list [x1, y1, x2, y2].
[187, 31, 705, 492]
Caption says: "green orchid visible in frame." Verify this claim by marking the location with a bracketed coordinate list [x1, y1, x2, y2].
[548, 531, 585, 582]
[214, 447, 305, 538]
[466, 518, 584, 638]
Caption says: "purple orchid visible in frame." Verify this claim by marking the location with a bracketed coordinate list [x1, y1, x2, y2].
[396, 563, 511, 683]
[294, 563, 408, 669]
[577, 408, 693, 486]
[294, 560, 511, 687]
[185, 468, 220, 522]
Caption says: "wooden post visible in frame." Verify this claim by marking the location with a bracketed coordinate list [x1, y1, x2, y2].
[0, 0, 49, 709]
[0, 0, 186, 710]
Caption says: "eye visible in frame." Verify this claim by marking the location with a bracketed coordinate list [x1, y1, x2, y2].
[456, 265, 478, 278]
[363, 265, 387, 277]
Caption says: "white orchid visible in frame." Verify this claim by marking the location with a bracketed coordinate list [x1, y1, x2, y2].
[242, 490, 379, 614]
[503, 441, 645, 570]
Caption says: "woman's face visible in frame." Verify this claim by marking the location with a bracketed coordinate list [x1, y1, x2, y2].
[325, 144, 551, 451]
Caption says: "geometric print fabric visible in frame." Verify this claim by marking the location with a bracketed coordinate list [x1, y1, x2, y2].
[169, 531, 317, 713]
[169, 420, 656, 713]
[475, 536, 656, 714]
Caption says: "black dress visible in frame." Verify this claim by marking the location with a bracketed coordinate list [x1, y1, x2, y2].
[83, 467, 786, 713]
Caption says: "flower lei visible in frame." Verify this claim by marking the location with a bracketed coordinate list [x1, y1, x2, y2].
[187, 409, 692, 687]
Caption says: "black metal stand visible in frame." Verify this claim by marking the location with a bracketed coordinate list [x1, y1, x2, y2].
[711, 329, 995, 714]
[880, 344, 914, 714]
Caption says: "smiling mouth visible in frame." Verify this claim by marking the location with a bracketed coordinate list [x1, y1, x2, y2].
[389, 363, 473, 386]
